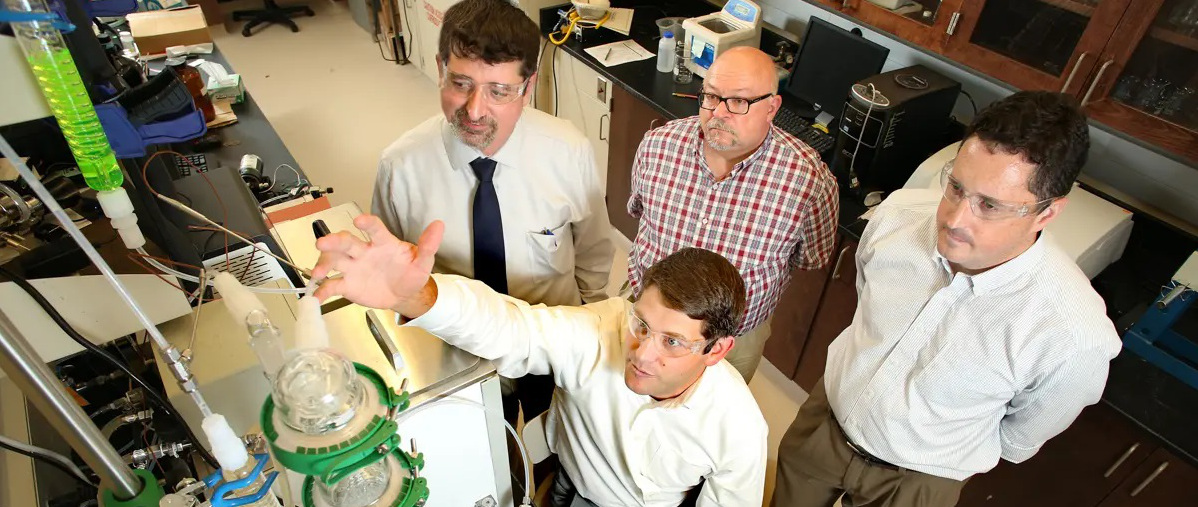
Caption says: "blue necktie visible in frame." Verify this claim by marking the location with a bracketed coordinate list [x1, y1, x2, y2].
[470, 157, 507, 294]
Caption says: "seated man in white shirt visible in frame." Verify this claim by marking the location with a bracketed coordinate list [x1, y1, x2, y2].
[371, 0, 614, 424]
[771, 91, 1123, 507]
[311, 216, 769, 507]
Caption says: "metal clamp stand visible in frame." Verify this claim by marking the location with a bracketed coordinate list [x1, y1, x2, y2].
[0, 308, 164, 506]
[1122, 252, 1198, 390]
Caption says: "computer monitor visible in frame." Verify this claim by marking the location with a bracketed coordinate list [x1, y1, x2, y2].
[785, 16, 890, 119]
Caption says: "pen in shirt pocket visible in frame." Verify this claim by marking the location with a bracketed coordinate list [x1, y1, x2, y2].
[540, 228, 554, 236]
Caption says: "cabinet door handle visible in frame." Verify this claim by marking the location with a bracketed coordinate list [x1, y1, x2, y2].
[1130, 462, 1169, 497]
[946, 12, 961, 36]
[1061, 52, 1090, 93]
[841, 0, 851, 8]
[1103, 442, 1140, 478]
[1082, 59, 1115, 107]
[599, 113, 609, 141]
[649, 118, 661, 131]
[831, 246, 852, 280]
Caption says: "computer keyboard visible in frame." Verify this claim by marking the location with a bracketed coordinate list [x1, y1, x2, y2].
[773, 107, 836, 154]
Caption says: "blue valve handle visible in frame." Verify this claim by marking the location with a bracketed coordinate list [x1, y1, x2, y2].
[0, 4, 75, 32]
[203, 453, 281, 507]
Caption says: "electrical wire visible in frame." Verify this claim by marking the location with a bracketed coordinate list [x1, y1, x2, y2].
[376, 37, 398, 63]
[552, 43, 560, 117]
[184, 271, 207, 358]
[846, 83, 878, 195]
[266, 164, 303, 193]
[960, 89, 978, 117]
[0, 434, 96, 489]
[153, 195, 314, 279]
[140, 150, 231, 272]
[549, 8, 611, 46]
[534, 37, 549, 109]
[0, 266, 219, 469]
[400, 0, 413, 62]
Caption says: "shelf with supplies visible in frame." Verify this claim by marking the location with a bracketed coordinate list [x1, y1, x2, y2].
[1036, 0, 1099, 17]
[1148, 26, 1198, 52]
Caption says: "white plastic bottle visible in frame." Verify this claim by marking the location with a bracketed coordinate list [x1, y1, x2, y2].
[657, 31, 676, 73]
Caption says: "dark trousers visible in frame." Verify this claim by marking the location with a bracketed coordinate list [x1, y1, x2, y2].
[502, 374, 556, 423]
[548, 468, 599, 507]
[771, 377, 966, 507]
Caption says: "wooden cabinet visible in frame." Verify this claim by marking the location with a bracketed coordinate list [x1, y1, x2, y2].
[534, 47, 614, 201]
[793, 237, 859, 392]
[841, 0, 964, 51]
[760, 234, 858, 391]
[1097, 447, 1198, 506]
[959, 417, 1198, 507]
[606, 85, 666, 239]
[762, 266, 833, 378]
[1078, 0, 1198, 163]
[818, 0, 1198, 163]
[957, 402, 1156, 507]
[944, 0, 1131, 94]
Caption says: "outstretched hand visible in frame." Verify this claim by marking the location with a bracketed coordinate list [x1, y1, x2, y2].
[311, 215, 444, 316]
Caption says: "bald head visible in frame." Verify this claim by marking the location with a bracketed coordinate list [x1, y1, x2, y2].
[707, 47, 778, 95]
[698, 46, 782, 161]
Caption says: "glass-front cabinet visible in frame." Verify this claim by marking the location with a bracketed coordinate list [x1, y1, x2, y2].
[945, 0, 1133, 94]
[1082, 0, 1198, 162]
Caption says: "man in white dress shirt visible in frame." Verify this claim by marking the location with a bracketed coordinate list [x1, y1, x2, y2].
[372, 0, 614, 423]
[771, 91, 1123, 507]
[312, 216, 768, 507]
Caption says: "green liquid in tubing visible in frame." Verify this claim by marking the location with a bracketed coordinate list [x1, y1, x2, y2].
[26, 47, 123, 191]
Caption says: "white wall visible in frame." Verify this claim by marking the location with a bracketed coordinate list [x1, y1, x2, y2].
[753, 0, 1198, 230]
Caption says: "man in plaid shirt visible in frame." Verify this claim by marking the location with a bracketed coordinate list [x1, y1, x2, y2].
[628, 47, 839, 382]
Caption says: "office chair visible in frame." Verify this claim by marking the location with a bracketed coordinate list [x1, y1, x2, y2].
[233, 0, 315, 37]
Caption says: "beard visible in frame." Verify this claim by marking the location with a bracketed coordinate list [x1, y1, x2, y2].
[703, 117, 740, 151]
[449, 107, 498, 150]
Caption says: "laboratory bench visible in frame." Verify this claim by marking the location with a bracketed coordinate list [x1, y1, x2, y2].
[538, 2, 1198, 505]
[148, 46, 306, 191]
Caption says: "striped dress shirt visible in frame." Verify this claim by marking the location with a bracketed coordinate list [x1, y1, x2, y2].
[825, 189, 1122, 480]
[627, 116, 839, 334]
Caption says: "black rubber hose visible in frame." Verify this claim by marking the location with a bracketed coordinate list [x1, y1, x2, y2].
[0, 266, 218, 469]
[0, 436, 96, 490]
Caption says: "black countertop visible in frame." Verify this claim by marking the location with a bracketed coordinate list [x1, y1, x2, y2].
[149, 47, 307, 189]
[539, 1, 870, 240]
[542, 0, 1198, 469]
[539, 1, 712, 121]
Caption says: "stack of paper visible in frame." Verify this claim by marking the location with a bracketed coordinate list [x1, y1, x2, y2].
[584, 40, 655, 67]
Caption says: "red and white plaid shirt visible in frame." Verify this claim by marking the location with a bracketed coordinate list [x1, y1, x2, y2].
[628, 116, 839, 334]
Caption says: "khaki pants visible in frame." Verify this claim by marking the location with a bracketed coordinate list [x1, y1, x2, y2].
[772, 377, 965, 507]
[726, 317, 771, 383]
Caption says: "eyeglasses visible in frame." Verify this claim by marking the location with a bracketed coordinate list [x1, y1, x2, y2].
[939, 159, 1056, 221]
[625, 305, 715, 358]
[440, 69, 529, 105]
[698, 92, 773, 115]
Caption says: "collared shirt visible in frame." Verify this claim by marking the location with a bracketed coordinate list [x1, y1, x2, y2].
[825, 189, 1122, 481]
[373, 108, 614, 306]
[409, 274, 769, 507]
[627, 116, 839, 333]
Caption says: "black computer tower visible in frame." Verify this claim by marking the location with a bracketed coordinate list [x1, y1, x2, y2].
[830, 65, 961, 199]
